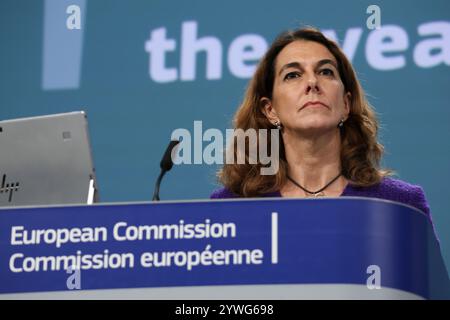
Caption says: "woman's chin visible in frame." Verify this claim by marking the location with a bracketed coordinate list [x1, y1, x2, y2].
[290, 122, 338, 135]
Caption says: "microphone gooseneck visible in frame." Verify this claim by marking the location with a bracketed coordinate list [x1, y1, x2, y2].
[152, 140, 180, 201]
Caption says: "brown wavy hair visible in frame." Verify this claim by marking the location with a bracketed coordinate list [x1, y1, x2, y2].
[218, 26, 390, 197]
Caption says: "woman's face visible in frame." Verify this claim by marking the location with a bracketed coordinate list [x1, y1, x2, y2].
[263, 40, 350, 135]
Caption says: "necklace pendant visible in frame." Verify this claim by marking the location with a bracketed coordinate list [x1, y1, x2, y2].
[313, 192, 325, 197]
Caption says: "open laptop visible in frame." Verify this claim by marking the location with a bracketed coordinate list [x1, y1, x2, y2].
[0, 111, 99, 207]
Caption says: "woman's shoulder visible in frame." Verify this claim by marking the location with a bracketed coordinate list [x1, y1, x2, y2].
[210, 187, 281, 199]
[210, 187, 240, 199]
[379, 177, 427, 203]
[349, 177, 430, 216]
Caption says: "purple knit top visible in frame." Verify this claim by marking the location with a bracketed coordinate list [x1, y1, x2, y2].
[210, 177, 431, 217]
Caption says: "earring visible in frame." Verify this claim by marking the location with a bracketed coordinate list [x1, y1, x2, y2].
[338, 118, 345, 128]
[274, 121, 282, 130]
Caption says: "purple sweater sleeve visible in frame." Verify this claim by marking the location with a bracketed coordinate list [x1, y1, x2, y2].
[406, 185, 430, 217]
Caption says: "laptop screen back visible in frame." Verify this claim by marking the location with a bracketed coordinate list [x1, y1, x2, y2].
[0, 111, 99, 207]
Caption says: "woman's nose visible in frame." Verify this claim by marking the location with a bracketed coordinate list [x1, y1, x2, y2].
[306, 78, 320, 94]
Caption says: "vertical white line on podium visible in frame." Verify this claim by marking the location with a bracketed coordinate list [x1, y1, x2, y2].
[271, 212, 278, 264]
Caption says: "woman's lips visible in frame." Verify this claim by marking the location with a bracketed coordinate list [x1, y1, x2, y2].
[300, 101, 329, 110]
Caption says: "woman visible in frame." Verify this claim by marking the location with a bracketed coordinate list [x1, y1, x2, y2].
[210, 27, 431, 218]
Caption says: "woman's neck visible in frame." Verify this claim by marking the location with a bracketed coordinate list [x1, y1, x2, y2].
[281, 129, 345, 195]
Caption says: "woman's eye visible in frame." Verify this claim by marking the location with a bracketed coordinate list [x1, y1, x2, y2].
[319, 68, 334, 76]
[284, 72, 301, 81]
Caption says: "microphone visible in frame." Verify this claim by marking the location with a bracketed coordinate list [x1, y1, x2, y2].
[152, 140, 180, 201]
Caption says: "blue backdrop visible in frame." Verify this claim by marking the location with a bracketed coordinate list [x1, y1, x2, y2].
[1, 0, 449, 273]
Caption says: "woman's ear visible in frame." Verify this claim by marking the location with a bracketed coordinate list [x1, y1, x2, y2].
[260, 97, 278, 124]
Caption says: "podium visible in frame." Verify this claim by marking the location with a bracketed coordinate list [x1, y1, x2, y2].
[0, 197, 449, 299]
